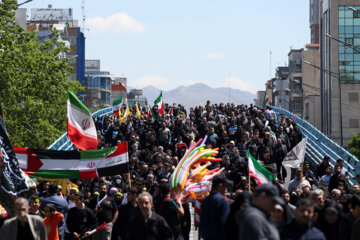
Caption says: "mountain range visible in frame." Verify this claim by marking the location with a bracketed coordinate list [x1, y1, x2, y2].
[134, 83, 255, 109]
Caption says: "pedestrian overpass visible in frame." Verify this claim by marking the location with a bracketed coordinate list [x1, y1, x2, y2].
[49, 106, 360, 183]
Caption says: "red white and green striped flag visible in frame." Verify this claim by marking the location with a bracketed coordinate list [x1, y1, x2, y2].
[147, 105, 157, 120]
[248, 150, 275, 186]
[112, 97, 123, 116]
[262, 92, 269, 111]
[154, 91, 164, 114]
[67, 90, 98, 150]
[14, 142, 129, 179]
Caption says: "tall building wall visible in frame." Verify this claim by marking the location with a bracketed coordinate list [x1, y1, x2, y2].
[320, 0, 360, 146]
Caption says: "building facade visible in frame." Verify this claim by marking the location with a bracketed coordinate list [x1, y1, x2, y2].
[85, 70, 112, 108]
[273, 67, 290, 110]
[26, 6, 85, 96]
[288, 49, 303, 117]
[302, 44, 321, 129]
[255, 91, 266, 107]
[127, 89, 148, 108]
[320, 0, 360, 146]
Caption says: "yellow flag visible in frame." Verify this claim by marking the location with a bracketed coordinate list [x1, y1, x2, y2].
[120, 105, 130, 123]
[136, 102, 141, 119]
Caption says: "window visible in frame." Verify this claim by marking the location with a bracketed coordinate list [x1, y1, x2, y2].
[305, 103, 310, 120]
[345, 38, 354, 45]
[354, 10, 360, 18]
[349, 119, 359, 128]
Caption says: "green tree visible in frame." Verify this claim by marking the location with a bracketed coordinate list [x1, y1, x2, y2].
[348, 132, 360, 159]
[0, 0, 83, 148]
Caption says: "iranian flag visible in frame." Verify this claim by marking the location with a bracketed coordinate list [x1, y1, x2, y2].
[67, 90, 98, 150]
[14, 142, 129, 179]
[112, 97, 123, 116]
[262, 92, 269, 111]
[248, 150, 275, 186]
[147, 105, 157, 120]
[154, 91, 164, 114]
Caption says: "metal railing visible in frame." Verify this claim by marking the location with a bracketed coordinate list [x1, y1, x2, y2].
[272, 106, 360, 183]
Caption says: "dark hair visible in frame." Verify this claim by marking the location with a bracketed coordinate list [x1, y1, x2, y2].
[30, 195, 40, 201]
[297, 198, 314, 209]
[127, 187, 138, 195]
[351, 194, 360, 208]
[159, 182, 171, 195]
[48, 183, 58, 194]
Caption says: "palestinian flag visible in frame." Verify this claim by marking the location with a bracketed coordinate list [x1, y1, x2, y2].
[248, 150, 275, 186]
[112, 97, 123, 116]
[14, 142, 129, 179]
[67, 89, 98, 150]
[154, 91, 164, 114]
[262, 92, 269, 111]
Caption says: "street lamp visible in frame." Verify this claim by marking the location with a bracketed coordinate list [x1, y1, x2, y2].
[324, 34, 360, 54]
[348, 6, 357, 12]
[304, 60, 343, 146]
[293, 79, 321, 92]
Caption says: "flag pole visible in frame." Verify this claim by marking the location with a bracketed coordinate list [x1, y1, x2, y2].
[248, 174, 251, 192]
[126, 141, 131, 188]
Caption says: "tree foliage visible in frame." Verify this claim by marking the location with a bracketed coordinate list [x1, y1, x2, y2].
[0, 0, 83, 148]
[348, 132, 360, 160]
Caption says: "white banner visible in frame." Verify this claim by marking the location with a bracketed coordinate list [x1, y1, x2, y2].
[282, 138, 307, 168]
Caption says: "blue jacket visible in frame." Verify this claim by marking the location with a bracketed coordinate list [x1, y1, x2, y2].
[199, 192, 230, 240]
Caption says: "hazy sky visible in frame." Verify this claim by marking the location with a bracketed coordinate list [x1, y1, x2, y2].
[24, 0, 310, 93]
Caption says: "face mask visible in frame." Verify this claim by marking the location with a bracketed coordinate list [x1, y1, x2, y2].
[116, 179, 121, 184]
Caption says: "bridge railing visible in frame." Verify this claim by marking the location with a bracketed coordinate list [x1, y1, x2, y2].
[48, 107, 113, 150]
[272, 106, 360, 182]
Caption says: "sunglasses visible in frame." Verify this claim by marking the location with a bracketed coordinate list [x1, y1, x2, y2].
[30, 199, 40, 203]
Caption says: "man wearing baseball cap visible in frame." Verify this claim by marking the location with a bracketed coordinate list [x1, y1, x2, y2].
[237, 183, 284, 240]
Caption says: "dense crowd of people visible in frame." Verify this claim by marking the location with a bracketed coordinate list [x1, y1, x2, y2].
[1, 102, 360, 240]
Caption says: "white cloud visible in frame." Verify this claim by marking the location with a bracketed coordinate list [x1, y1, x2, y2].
[134, 75, 169, 88]
[204, 52, 226, 60]
[226, 76, 258, 93]
[86, 13, 146, 34]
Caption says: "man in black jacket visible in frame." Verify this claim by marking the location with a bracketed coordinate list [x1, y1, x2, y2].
[316, 156, 330, 179]
[129, 192, 173, 240]
[66, 192, 97, 240]
[114, 187, 140, 240]
[236, 183, 283, 240]
[280, 199, 326, 240]
[329, 165, 345, 193]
